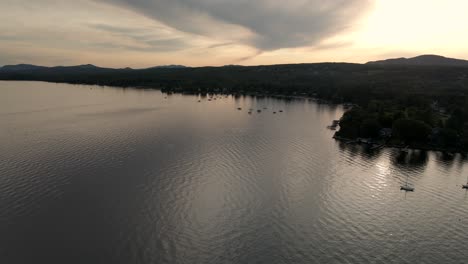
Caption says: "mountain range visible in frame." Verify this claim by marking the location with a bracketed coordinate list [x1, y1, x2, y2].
[2, 55, 468, 72]
[0, 64, 188, 72]
[366, 55, 468, 67]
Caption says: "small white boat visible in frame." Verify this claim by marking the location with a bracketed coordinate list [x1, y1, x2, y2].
[401, 185, 414, 192]
[445, 152, 455, 158]
[401, 175, 414, 192]
[400, 146, 409, 154]
[371, 144, 384, 150]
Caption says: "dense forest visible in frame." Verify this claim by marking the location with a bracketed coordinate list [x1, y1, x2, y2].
[2, 62, 468, 151]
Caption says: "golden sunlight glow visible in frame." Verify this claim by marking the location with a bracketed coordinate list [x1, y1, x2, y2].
[356, 0, 468, 57]
[244, 0, 468, 65]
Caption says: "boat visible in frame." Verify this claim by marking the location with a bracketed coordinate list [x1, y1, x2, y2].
[327, 120, 340, 130]
[445, 152, 455, 158]
[400, 185, 414, 192]
[400, 146, 409, 154]
[400, 174, 414, 192]
[463, 175, 468, 189]
[370, 144, 384, 150]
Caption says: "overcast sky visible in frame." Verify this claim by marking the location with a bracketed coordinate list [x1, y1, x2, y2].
[1, 0, 468, 67]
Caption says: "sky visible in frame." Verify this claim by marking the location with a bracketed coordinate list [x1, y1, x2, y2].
[1, 0, 468, 68]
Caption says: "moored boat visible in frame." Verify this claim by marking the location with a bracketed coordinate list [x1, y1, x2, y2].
[401, 174, 414, 192]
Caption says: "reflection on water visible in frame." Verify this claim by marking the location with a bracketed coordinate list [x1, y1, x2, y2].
[1, 81, 468, 264]
[394, 150, 429, 168]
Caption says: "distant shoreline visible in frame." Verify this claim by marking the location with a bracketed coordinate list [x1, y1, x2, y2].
[5, 79, 462, 154]
[3, 62, 468, 154]
[332, 135, 465, 155]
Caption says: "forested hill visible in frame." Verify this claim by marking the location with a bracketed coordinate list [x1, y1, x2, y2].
[1, 62, 468, 105]
[367, 55, 468, 67]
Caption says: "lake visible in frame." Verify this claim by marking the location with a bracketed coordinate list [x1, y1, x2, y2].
[1, 81, 468, 264]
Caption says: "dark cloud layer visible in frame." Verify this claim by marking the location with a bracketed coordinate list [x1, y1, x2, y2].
[97, 0, 374, 50]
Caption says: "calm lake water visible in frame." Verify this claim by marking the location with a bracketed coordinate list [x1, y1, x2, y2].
[1, 81, 468, 264]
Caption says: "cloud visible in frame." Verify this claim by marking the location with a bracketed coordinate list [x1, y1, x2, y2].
[89, 23, 191, 52]
[207, 42, 236, 49]
[96, 0, 374, 51]
[234, 51, 264, 63]
[0, 0, 380, 67]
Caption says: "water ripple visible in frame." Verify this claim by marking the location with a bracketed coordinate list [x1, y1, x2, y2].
[1, 81, 468, 264]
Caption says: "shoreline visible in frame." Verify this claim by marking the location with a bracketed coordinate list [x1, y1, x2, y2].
[333, 135, 466, 155]
[2, 79, 346, 104]
[7, 80, 459, 154]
